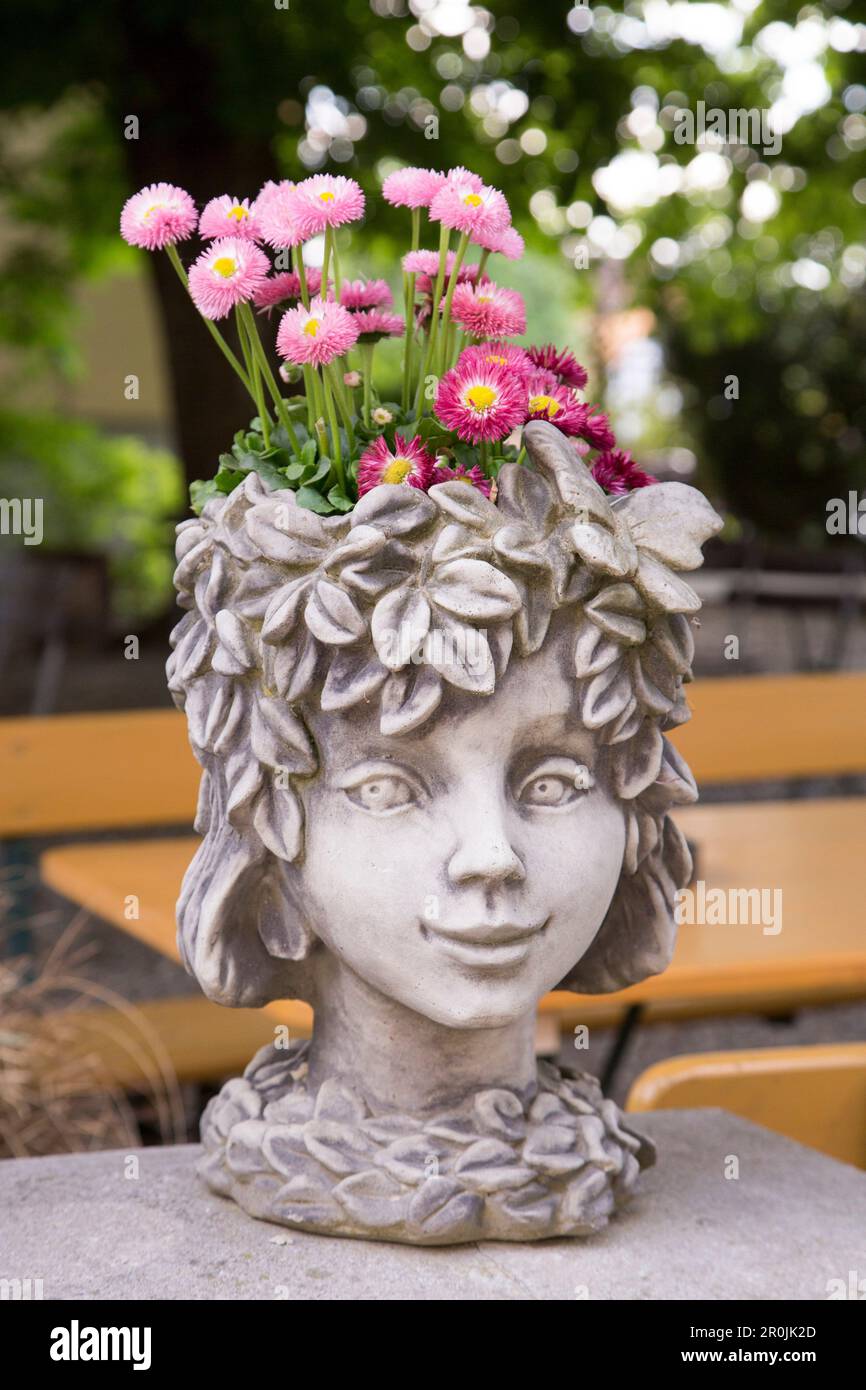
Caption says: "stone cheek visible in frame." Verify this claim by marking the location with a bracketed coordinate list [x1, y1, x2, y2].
[198, 1041, 653, 1245]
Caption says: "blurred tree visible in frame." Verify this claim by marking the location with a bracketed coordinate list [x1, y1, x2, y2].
[3, 0, 865, 543]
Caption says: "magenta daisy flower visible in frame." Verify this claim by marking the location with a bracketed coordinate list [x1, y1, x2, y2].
[527, 344, 589, 391]
[435, 360, 526, 444]
[448, 281, 526, 338]
[382, 167, 447, 209]
[432, 464, 492, 498]
[120, 182, 197, 251]
[474, 223, 525, 261]
[459, 341, 534, 377]
[592, 449, 658, 495]
[187, 238, 270, 320]
[430, 178, 511, 244]
[285, 175, 365, 239]
[573, 403, 617, 452]
[276, 295, 360, 367]
[340, 278, 393, 310]
[253, 268, 326, 310]
[352, 309, 405, 342]
[445, 166, 484, 192]
[199, 195, 261, 241]
[357, 435, 435, 495]
[525, 373, 583, 435]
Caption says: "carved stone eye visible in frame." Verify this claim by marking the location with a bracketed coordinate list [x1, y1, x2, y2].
[346, 775, 415, 814]
[516, 759, 594, 809]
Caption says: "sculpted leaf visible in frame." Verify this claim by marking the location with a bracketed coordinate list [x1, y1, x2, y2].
[304, 579, 366, 646]
[570, 523, 633, 579]
[630, 649, 674, 716]
[427, 558, 521, 623]
[350, 484, 435, 536]
[371, 587, 432, 670]
[214, 610, 255, 672]
[581, 659, 633, 729]
[271, 629, 319, 702]
[650, 613, 695, 676]
[252, 781, 304, 862]
[493, 523, 554, 575]
[225, 747, 263, 817]
[320, 648, 390, 711]
[255, 699, 316, 773]
[510, 574, 553, 656]
[262, 575, 314, 644]
[428, 480, 503, 534]
[339, 541, 415, 597]
[635, 554, 701, 614]
[379, 666, 443, 736]
[325, 524, 387, 570]
[522, 420, 613, 526]
[611, 723, 664, 799]
[495, 461, 557, 530]
[617, 482, 723, 571]
[246, 496, 328, 566]
[423, 613, 494, 694]
[431, 522, 492, 565]
[213, 684, 249, 756]
[584, 582, 646, 645]
[574, 623, 621, 679]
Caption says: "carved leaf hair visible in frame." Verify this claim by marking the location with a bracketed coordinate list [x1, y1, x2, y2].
[167, 420, 723, 1005]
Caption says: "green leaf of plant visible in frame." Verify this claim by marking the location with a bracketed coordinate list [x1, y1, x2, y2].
[296, 485, 333, 514]
[327, 485, 354, 513]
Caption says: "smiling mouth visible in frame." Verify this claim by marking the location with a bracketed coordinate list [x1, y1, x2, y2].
[420, 919, 549, 971]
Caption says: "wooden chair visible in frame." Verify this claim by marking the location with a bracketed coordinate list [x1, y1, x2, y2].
[625, 1042, 866, 1170]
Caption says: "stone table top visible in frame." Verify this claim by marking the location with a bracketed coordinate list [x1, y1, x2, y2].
[1, 1110, 863, 1300]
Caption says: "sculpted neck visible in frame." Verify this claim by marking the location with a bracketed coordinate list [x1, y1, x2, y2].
[307, 951, 539, 1115]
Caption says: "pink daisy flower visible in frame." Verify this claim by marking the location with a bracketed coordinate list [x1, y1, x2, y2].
[187, 238, 270, 320]
[285, 175, 365, 239]
[448, 281, 527, 338]
[430, 178, 511, 244]
[382, 167, 447, 209]
[120, 182, 197, 251]
[592, 449, 658, 495]
[527, 344, 588, 391]
[432, 464, 492, 498]
[276, 295, 359, 367]
[459, 341, 535, 376]
[525, 373, 583, 435]
[357, 435, 435, 495]
[474, 223, 525, 260]
[352, 309, 405, 342]
[573, 403, 617, 452]
[256, 181, 304, 249]
[445, 166, 484, 192]
[199, 195, 261, 241]
[340, 278, 393, 310]
[253, 268, 326, 310]
[435, 360, 526, 444]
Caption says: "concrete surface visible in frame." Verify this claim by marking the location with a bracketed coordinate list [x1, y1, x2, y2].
[1, 1110, 864, 1300]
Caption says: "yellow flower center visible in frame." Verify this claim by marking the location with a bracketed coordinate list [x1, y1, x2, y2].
[303, 318, 321, 337]
[143, 203, 164, 219]
[228, 205, 248, 221]
[452, 475, 475, 485]
[477, 295, 492, 304]
[529, 393, 561, 418]
[463, 192, 483, 207]
[382, 458, 413, 485]
[464, 384, 498, 412]
[319, 190, 336, 203]
[485, 354, 508, 365]
[212, 257, 238, 279]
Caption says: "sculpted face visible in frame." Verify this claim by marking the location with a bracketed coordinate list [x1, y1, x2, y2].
[299, 634, 626, 1029]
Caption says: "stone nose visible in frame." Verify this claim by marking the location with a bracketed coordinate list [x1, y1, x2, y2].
[445, 783, 526, 889]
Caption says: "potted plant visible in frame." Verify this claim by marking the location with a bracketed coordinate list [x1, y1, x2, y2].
[124, 166, 721, 1242]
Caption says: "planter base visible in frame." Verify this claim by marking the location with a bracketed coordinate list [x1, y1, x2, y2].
[198, 1040, 654, 1244]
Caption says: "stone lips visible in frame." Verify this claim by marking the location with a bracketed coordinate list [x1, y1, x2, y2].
[199, 1041, 654, 1244]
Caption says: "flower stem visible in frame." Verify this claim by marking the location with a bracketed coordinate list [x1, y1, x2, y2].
[166, 243, 254, 395]
[237, 311, 270, 448]
[240, 303, 301, 453]
[293, 246, 310, 311]
[515, 446, 527, 467]
[361, 341, 375, 428]
[414, 222, 450, 415]
[326, 361, 356, 448]
[402, 207, 421, 412]
[477, 249, 491, 282]
[320, 368, 345, 493]
[302, 365, 315, 430]
[437, 231, 469, 379]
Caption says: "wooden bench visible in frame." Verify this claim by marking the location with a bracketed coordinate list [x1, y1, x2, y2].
[626, 1042, 866, 1170]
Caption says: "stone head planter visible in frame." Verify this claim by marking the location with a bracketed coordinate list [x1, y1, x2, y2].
[167, 418, 722, 1244]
